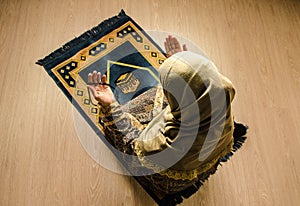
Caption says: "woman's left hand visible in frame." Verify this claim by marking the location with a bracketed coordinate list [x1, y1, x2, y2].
[164, 35, 188, 57]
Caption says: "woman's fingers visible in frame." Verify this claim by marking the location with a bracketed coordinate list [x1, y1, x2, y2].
[167, 35, 177, 50]
[167, 35, 173, 49]
[172, 37, 180, 49]
[183, 44, 188, 51]
[164, 41, 172, 57]
[88, 70, 108, 87]
[165, 35, 187, 57]
[164, 41, 168, 52]
[92, 71, 98, 83]
[165, 36, 170, 50]
[170, 37, 177, 49]
[97, 72, 101, 83]
[165, 35, 177, 57]
[88, 71, 104, 84]
[88, 73, 93, 83]
[101, 74, 107, 84]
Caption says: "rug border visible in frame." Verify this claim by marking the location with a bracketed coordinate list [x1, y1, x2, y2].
[36, 9, 166, 69]
[36, 10, 167, 205]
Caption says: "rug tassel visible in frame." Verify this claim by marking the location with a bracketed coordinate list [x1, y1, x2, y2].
[36, 9, 128, 67]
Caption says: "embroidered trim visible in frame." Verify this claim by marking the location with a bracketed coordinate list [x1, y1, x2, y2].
[134, 142, 233, 181]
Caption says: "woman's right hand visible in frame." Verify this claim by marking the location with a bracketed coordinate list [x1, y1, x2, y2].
[87, 71, 115, 107]
[164, 35, 188, 58]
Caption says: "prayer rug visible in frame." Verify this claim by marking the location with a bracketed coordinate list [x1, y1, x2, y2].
[36, 10, 175, 205]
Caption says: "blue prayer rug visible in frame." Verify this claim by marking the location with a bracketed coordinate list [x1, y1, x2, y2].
[37, 10, 171, 205]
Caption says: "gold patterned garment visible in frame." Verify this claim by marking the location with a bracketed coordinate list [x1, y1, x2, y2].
[99, 51, 236, 194]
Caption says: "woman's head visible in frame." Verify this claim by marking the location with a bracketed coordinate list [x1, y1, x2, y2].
[159, 51, 226, 124]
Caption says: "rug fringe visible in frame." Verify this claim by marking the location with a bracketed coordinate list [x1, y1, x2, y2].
[233, 121, 249, 138]
[159, 122, 248, 206]
[36, 9, 128, 68]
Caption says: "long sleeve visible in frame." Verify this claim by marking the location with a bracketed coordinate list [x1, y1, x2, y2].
[99, 101, 145, 154]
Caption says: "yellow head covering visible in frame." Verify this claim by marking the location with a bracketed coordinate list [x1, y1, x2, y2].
[133, 51, 235, 174]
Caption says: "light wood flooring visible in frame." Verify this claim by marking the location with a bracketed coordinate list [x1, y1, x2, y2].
[0, 0, 299, 205]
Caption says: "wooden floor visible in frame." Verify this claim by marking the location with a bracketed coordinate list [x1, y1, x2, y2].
[0, 0, 299, 205]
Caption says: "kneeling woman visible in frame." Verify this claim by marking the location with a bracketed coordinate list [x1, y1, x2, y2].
[87, 36, 247, 204]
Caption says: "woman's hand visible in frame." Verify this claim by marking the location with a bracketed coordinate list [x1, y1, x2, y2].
[87, 71, 115, 107]
[164, 35, 188, 58]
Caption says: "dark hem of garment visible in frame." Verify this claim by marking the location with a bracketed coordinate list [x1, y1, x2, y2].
[156, 123, 248, 206]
